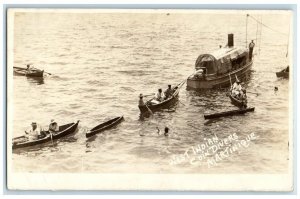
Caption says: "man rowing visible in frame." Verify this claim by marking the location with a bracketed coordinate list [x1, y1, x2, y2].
[25, 122, 43, 141]
[49, 119, 59, 133]
[164, 85, 172, 99]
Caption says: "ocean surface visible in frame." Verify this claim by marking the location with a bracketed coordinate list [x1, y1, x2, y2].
[11, 11, 290, 174]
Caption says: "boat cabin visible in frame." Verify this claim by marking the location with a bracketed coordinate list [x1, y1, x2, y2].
[195, 47, 249, 76]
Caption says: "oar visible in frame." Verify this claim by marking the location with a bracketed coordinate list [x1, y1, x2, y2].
[49, 131, 55, 147]
[145, 103, 153, 115]
[178, 100, 186, 106]
[44, 71, 52, 75]
[229, 73, 232, 87]
[247, 91, 260, 96]
[187, 123, 201, 131]
[143, 93, 155, 97]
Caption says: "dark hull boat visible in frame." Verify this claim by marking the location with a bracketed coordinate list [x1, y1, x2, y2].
[86, 116, 124, 138]
[138, 81, 185, 113]
[276, 68, 289, 78]
[204, 107, 255, 120]
[12, 121, 79, 150]
[13, 66, 44, 77]
[229, 93, 247, 108]
[187, 34, 253, 89]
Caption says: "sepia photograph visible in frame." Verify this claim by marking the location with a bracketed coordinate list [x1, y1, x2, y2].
[6, 8, 293, 191]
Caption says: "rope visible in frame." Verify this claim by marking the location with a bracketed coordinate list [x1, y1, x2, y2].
[248, 14, 289, 36]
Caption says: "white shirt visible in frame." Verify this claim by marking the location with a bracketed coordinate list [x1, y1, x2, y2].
[155, 92, 165, 101]
[232, 82, 242, 91]
[26, 125, 42, 140]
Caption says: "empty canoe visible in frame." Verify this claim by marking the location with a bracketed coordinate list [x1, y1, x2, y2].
[204, 107, 255, 120]
[86, 116, 124, 138]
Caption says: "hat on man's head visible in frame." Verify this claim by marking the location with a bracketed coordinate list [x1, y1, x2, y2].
[51, 119, 55, 123]
[31, 122, 37, 125]
[139, 93, 143, 98]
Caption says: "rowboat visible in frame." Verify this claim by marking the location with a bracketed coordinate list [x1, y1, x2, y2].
[86, 116, 124, 138]
[204, 107, 255, 120]
[12, 121, 79, 150]
[138, 80, 186, 113]
[229, 93, 247, 108]
[13, 66, 44, 77]
[276, 68, 289, 78]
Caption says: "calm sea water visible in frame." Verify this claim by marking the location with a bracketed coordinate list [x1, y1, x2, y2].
[11, 12, 290, 174]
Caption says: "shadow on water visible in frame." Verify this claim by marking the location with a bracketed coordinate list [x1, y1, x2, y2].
[26, 76, 45, 85]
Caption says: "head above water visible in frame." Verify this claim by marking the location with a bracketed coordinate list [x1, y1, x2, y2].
[164, 127, 169, 135]
[139, 93, 143, 98]
[168, 85, 171, 88]
[158, 89, 162, 93]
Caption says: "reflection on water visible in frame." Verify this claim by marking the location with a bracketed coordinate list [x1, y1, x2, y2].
[11, 12, 290, 174]
[26, 76, 45, 85]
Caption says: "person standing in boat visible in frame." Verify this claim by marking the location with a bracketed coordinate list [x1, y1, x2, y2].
[25, 122, 42, 141]
[49, 119, 59, 133]
[164, 85, 172, 99]
[155, 89, 165, 102]
[249, 40, 255, 61]
[26, 64, 32, 72]
[139, 93, 145, 106]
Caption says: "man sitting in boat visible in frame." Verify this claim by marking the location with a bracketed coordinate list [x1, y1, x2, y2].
[25, 122, 43, 141]
[155, 89, 165, 102]
[164, 85, 172, 99]
[138, 93, 145, 106]
[241, 89, 247, 101]
[231, 79, 243, 97]
[49, 119, 59, 133]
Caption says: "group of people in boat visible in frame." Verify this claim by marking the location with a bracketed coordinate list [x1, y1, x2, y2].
[139, 84, 178, 106]
[231, 79, 247, 101]
[24, 119, 59, 141]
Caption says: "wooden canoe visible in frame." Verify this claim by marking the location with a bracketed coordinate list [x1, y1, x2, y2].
[229, 93, 247, 108]
[204, 107, 255, 120]
[276, 68, 289, 78]
[86, 116, 124, 138]
[12, 121, 79, 150]
[13, 66, 44, 77]
[138, 80, 185, 113]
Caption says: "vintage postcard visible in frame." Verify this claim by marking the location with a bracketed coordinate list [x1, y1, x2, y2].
[6, 9, 293, 191]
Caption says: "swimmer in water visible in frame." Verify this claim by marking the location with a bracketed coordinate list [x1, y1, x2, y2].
[164, 127, 169, 136]
[156, 126, 169, 136]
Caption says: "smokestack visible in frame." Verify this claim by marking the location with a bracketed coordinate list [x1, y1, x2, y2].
[228, 34, 234, 47]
